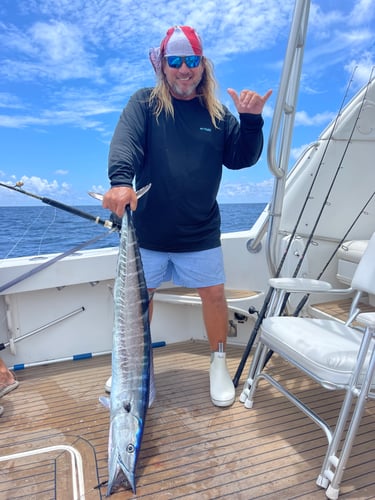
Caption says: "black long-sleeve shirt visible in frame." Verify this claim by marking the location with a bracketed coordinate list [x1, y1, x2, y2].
[108, 88, 264, 252]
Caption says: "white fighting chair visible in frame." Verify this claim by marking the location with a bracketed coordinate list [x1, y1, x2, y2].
[240, 232, 375, 499]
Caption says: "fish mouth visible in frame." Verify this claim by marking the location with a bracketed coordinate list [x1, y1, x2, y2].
[121, 469, 136, 494]
[107, 461, 137, 495]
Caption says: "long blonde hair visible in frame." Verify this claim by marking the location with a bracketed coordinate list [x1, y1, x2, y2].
[149, 57, 225, 128]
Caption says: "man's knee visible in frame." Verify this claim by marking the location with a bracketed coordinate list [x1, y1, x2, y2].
[197, 284, 226, 304]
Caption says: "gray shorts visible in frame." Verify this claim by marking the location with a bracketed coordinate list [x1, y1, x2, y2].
[139, 247, 225, 289]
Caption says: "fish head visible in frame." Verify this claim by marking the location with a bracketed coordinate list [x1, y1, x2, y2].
[107, 398, 145, 494]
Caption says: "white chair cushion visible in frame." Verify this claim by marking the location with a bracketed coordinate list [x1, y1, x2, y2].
[261, 317, 375, 388]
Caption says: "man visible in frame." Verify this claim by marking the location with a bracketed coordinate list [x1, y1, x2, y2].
[102, 25, 271, 407]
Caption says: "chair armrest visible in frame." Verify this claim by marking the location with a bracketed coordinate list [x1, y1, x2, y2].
[268, 277, 354, 296]
[268, 278, 333, 293]
[357, 312, 375, 328]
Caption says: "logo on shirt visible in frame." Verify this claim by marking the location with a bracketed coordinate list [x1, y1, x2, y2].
[200, 127, 212, 132]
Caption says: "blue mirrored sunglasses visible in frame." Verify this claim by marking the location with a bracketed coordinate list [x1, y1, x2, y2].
[165, 55, 202, 69]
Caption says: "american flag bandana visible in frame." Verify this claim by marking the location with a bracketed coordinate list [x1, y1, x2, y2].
[149, 25, 203, 74]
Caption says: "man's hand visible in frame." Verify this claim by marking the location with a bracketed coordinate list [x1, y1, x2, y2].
[102, 186, 138, 217]
[227, 88, 272, 115]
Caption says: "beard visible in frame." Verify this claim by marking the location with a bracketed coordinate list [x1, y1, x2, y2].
[170, 81, 197, 98]
[166, 74, 202, 99]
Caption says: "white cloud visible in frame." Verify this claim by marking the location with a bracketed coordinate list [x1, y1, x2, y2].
[91, 184, 106, 195]
[348, 0, 375, 27]
[0, 0, 296, 134]
[308, 3, 345, 37]
[0, 0, 373, 213]
[1, 0, 372, 137]
[261, 103, 274, 119]
[294, 110, 336, 127]
[0, 102, 118, 129]
[299, 1, 374, 89]
[0, 92, 24, 110]
[291, 144, 309, 161]
[218, 178, 274, 203]
[18, 175, 71, 195]
[344, 55, 375, 90]
[0, 19, 100, 81]
[34, 21, 97, 79]
[0, 0, 296, 83]
[0, 175, 72, 206]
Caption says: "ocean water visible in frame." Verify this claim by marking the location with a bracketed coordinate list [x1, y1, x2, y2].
[0, 203, 266, 259]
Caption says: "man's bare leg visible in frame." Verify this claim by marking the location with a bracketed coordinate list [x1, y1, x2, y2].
[197, 284, 228, 350]
[198, 285, 235, 407]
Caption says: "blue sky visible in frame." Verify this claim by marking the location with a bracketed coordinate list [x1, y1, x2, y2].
[0, 0, 374, 206]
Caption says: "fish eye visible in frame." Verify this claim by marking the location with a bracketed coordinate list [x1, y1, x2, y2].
[127, 443, 135, 453]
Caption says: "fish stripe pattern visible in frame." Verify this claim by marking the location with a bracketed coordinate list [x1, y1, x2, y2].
[106, 205, 151, 495]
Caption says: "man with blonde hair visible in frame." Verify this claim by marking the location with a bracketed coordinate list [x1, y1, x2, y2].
[103, 25, 272, 407]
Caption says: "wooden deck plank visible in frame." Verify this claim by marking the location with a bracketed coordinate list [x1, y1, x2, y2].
[310, 298, 375, 323]
[0, 341, 374, 499]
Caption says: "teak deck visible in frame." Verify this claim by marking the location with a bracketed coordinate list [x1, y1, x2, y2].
[311, 298, 375, 323]
[0, 339, 374, 499]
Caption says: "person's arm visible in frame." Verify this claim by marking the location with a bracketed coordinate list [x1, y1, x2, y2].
[103, 89, 149, 216]
[108, 89, 149, 187]
[223, 109, 264, 169]
[223, 88, 272, 170]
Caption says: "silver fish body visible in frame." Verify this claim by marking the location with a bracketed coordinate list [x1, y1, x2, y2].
[106, 205, 151, 495]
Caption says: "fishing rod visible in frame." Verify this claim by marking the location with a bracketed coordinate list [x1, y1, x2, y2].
[268, 66, 358, 279]
[0, 181, 119, 294]
[232, 72, 359, 388]
[292, 189, 375, 317]
[0, 182, 151, 293]
[286, 68, 373, 282]
[274, 68, 374, 317]
[0, 181, 117, 230]
[260, 189, 375, 368]
[236, 73, 374, 384]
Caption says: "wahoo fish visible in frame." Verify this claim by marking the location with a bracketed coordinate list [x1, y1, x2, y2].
[106, 202, 152, 495]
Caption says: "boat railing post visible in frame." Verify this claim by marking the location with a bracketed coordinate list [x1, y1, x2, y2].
[266, 0, 310, 276]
